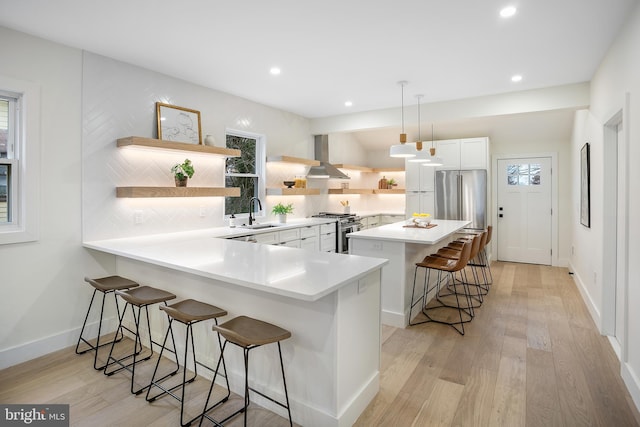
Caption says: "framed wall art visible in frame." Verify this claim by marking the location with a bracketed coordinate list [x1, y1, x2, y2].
[580, 142, 591, 227]
[156, 102, 202, 145]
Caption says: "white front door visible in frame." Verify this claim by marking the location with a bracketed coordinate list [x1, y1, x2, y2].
[497, 157, 552, 265]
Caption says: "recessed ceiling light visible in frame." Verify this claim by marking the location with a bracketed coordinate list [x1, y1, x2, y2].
[344, 101, 353, 107]
[500, 6, 517, 18]
[511, 74, 523, 82]
[270, 67, 281, 75]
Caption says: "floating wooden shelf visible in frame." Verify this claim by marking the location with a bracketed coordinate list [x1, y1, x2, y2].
[116, 187, 241, 198]
[117, 136, 241, 157]
[333, 164, 405, 173]
[372, 167, 405, 172]
[333, 164, 373, 172]
[328, 188, 374, 195]
[266, 188, 321, 196]
[266, 155, 320, 166]
[373, 188, 405, 194]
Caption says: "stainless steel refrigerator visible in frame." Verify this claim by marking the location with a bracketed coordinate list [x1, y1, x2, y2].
[435, 169, 487, 230]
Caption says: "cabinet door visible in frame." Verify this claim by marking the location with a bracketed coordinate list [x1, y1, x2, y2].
[254, 232, 279, 244]
[420, 192, 435, 216]
[320, 233, 337, 252]
[405, 160, 435, 191]
[405, 160, 421, 191]
[435, 139, 461, 170]
[406, 192, 421, 215]
[460, 138, 487, 169]
[300, 236, 319, 251]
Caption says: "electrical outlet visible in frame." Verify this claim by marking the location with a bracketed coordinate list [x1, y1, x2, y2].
[571, 245, 575, 255]
[593, 271, 597, 284]
[371, 242, 383, 251]
[199, 206, 206, 217]
[134, 210, 143, 224]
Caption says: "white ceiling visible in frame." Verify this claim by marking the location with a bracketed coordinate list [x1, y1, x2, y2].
[0, 0, 636, 121]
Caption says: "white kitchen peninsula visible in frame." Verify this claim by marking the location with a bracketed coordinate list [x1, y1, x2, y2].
[84, 231, 387, 427]
[348, 219, 471, 328]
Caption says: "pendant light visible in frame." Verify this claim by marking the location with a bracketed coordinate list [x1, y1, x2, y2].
[408, 94, 431, 163]
[423, 124, 443, 166]
[389, 81, 416, 158]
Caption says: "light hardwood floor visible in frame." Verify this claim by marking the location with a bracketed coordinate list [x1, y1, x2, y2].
[1, 262, 639, 426]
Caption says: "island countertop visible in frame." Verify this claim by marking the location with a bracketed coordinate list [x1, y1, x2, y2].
[83, 230, 387, 302]
[347, 219, 472, 245]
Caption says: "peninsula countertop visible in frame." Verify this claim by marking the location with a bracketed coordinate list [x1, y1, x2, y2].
[83, 227, 387, 302]
[347, 219, 472, 245]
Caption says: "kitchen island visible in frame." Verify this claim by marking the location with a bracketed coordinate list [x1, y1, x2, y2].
[348, 219, 471, 328]
[84, 231, 387, 427]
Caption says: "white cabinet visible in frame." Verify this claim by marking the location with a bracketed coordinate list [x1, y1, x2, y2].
[361, 215, 380, 229]
[380, 214, 404, 225]
[405, 161, 435, 191]
[320, 223, 337, 252]
[435, 138, 488, 170]
[253, 231, 279, 244]
[277, 228, 301, 244]
[405, 159, 435, 215]
[299, 225, 320, 250]
[434, 139, 461, 170]
[406, 192, 435, 216]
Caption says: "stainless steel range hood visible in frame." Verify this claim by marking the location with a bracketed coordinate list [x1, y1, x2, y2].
[307, 135, 350, 179]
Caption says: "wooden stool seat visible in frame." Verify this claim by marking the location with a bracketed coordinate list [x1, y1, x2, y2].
[76, 275, 139, 370]
[84, 275, 139, 292]
[116, 286, 176, 306]
[160, 299, 227, 324]
[213, 315, 292, 348]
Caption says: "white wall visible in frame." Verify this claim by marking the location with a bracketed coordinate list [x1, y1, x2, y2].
[570, 1, 640, 409]
[82, 52, 314, 241]
[0, 27, 115, 368]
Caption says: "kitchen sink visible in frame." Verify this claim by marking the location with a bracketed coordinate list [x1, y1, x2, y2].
[238, 223, 281, 229]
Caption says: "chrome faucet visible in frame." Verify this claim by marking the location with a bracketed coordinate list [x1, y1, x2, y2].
[248, 197, 262, 225]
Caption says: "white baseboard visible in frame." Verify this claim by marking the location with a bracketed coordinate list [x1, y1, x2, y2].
[568, 261, 602, 331]
[0, 317, 118, 370]
[622, 362, 640, 415]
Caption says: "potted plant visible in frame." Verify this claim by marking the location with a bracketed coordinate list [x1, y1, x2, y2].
[272, 202, 294, 223]
[171, 158, 195, 187]
[387, 178, 398, 187]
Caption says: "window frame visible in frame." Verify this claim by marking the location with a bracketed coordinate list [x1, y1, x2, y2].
[0, 75, 40, 245]
[224, 129, 265, 220]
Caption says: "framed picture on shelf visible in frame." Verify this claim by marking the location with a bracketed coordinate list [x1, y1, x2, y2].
[156, 102, 202, 145]
[580, 142, 590, 228]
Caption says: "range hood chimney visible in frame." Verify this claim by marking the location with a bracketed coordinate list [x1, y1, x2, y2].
[306, 135, 350, 179]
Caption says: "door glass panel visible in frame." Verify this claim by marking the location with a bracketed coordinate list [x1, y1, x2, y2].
[506, 163, 542, 186]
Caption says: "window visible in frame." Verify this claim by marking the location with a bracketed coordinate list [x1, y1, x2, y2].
[224, 130, 265, 217]
[0, 94, 17, 225]
[0, 76, 40, 244]
[507, 163, 541, 186]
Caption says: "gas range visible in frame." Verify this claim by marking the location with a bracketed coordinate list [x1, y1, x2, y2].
[311, 212, 360, 223]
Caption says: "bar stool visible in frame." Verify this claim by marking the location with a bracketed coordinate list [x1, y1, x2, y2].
[200, 315, 293, 427]
[409, 240, 474, 335]
[437, 232, 488, 303]
[75, 276, 139, 370]
[103, 285, 177, 395]
[146, 299, 230, 427]
[450, 226, 492, 290]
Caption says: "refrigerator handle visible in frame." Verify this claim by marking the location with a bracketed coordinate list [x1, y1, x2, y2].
[458, 173, 463, 220]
